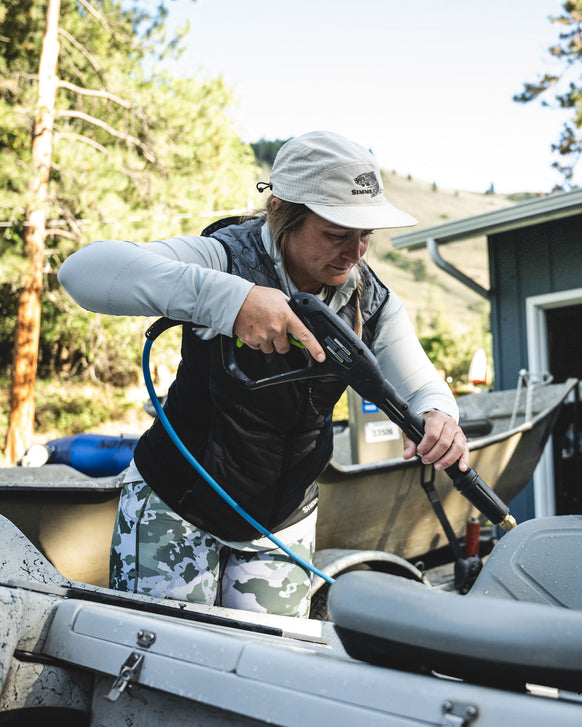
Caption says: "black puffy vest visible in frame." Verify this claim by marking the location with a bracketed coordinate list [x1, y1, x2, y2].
[134, 218, 389, 541]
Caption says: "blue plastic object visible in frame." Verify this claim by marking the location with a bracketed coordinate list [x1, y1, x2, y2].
[46, 433, 138, 477]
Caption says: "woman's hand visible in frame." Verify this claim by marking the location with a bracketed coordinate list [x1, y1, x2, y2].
[402, 410, 469, 472]
[233, 286, 326, 362]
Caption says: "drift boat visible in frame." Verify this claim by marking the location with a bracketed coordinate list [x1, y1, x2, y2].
[318, 377, 579, 561]
[0, 378, 576, 596]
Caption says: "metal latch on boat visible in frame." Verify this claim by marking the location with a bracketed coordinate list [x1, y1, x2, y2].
[441, 700, 479, 726]
[106, 651, 144, 702]
[137, 628, 156, 648]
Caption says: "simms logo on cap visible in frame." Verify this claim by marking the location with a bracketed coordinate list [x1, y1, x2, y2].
[352, 172, 381, 198]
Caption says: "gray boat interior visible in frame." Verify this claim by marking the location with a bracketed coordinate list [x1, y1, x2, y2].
[4, 511, 582, 695]
[3, 506, 582, 725]
[455, 377, 569, 440]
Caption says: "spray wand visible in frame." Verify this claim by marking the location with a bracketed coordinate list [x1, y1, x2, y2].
[224, 293, 516, 533]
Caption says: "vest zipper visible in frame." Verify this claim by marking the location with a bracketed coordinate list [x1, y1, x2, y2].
[267, 380, 311, 528]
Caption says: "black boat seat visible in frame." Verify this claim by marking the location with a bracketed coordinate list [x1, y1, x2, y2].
[328, 569, 582, 692]
[469, 514, 582, 608]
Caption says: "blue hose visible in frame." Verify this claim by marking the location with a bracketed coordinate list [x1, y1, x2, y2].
[142, 338, 334, 586]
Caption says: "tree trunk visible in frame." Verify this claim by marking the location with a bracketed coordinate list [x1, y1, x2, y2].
[4, 0, 61, 464]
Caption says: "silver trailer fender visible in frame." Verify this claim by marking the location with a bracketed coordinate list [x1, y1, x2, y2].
[310, 548, 428, 620]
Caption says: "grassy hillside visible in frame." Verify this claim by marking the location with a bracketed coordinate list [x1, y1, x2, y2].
[369, 171, 529, 335]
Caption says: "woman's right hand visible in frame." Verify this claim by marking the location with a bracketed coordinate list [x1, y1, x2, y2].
[233, 286, 326, 362]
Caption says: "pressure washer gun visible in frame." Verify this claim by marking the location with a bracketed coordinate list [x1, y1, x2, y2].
[224, 291, 517, 533]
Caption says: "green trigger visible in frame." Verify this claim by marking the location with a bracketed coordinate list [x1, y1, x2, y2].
[235, 337, 306, 349]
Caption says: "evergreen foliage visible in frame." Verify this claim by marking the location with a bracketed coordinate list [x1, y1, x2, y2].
[0, 0, 259, 383]
[416, 305, 492, 388]
[514, 1, 582, 188]
[250, 137, 290, 166]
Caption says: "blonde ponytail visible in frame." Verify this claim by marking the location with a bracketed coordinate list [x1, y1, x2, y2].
[353, 275, 363, 339]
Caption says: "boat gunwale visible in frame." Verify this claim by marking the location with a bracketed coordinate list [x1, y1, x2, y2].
[323, 378, 578, 479]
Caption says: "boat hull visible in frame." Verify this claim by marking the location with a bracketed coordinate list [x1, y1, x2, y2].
[318, 428, 544, 559]
[317, 379, 577, 559]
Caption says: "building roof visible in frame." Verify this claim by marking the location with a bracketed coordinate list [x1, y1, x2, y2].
[391, 188, 582, 250]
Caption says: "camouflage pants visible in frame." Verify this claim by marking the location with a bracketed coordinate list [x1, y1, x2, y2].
[109, 478, 316, 618]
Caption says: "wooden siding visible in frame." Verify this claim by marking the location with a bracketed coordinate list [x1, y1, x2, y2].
[489, 214, 582, 390]
[488, 214, 582, 521]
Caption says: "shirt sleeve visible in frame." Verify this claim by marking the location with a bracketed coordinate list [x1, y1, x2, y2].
[57, 235, 254, 336]
[371, 291, 459, 421]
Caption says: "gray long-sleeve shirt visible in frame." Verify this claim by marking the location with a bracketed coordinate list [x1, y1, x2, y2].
[58, 222, 458, 420]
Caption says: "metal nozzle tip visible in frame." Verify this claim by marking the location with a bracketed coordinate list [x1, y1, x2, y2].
[499, 513, 517, 531]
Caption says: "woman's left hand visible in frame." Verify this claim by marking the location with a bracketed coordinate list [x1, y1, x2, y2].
[401, 410, 469, 472]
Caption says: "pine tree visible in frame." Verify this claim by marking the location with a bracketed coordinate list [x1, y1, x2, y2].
[514, 1, 582, 189]
[0, 0, 258, 462]
[4, 0, 61, 463]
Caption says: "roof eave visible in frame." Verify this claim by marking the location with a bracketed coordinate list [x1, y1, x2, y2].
[391, 188, 582, 250]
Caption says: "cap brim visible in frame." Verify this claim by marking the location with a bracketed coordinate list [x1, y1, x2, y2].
[306, 202, 417, 230]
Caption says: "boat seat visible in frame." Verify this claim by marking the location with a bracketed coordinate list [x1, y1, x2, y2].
[469, 514, 582, 608]
[458, 415, 493, 438]
[328, 568, 582, 692]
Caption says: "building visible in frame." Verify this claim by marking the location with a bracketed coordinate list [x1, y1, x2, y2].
[392, 189, 582, 522]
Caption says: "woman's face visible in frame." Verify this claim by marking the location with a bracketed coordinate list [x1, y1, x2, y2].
[284, 212, 372, 293]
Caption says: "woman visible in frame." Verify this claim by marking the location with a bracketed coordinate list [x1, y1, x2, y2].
[58, 130, 469, 618]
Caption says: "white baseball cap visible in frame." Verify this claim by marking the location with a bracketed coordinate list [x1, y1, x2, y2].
[266, 131, 417, 230]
